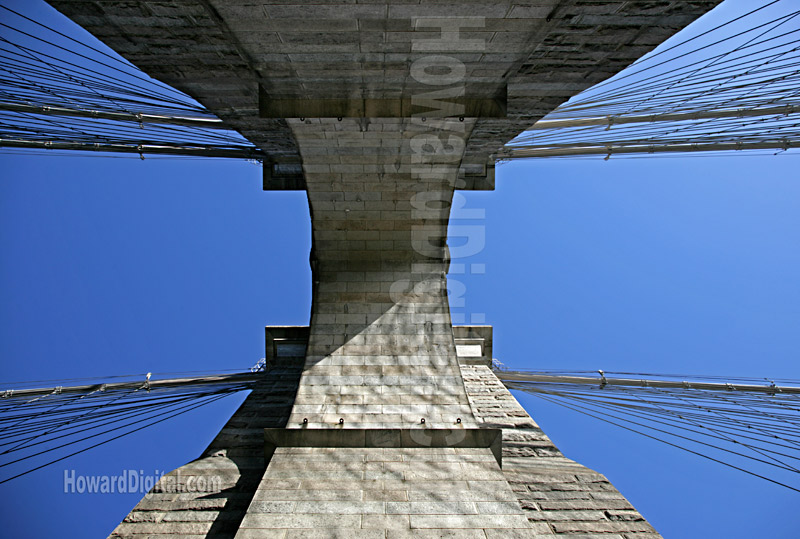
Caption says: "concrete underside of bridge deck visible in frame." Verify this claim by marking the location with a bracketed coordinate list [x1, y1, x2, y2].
[49, 1, 722, 536]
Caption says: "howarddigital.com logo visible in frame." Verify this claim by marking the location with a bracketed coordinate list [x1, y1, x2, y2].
[64, 468, 221, 496]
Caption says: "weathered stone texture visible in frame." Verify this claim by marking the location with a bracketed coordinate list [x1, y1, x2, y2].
[109, 358, 303, 538]
[287, 116, 479, 429]
[110, 352, 661, 537]
[50, 1, 722, 170]
[237, 446, 537, 537]
[240, 116, 529, 533]
[461, 365, 659, 536]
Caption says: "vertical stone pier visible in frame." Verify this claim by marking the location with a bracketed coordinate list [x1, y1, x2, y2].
[288, 117, 477, 429]
[235, 118, 536, 535]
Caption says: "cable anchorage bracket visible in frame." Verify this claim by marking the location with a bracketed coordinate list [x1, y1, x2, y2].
[767, 379, 780, 396]
[251, 358, 267, 373]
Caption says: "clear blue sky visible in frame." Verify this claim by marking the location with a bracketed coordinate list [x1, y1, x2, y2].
[1, 150, 798, 538]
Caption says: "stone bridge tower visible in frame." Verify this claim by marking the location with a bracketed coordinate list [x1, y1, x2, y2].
[50, 1, 721, 536]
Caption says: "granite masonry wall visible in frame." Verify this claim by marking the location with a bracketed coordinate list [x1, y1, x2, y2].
[462, 364, 659, 537]
[51, 1, 723, 175]
[110, 355, 660, 537]
[109, 357, 303, 538]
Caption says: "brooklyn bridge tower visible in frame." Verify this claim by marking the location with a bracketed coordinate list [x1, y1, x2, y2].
[35, 1, 723, 536]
